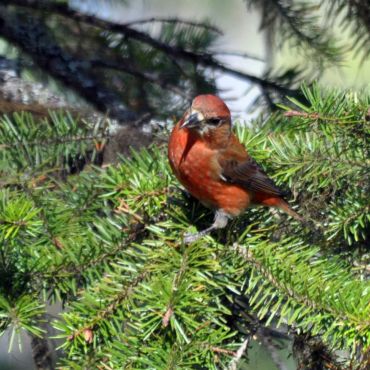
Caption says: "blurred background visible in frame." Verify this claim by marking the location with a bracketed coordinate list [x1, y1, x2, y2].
[1, 0, 369, 123]
[0, 0, 369, 369]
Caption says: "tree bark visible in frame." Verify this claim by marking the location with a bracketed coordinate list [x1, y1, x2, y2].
[0, 6, 137, 122]
[30, 333, 55, 370]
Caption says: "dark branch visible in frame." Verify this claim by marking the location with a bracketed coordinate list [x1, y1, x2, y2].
[4, 0, 297, 97]
[89, 59, 189, 98]
[212, 50, 265, 62]
[0, 5, 137, 122]
[293, 334, 344, 370]
[30, 324, 55, 370]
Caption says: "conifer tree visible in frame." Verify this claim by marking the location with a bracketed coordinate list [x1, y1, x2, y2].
[0, 1, 369, 369]
[0, 85, 369, 369]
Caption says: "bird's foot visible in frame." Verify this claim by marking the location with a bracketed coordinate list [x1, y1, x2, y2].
[183, 231, 204, 244]
[183, 211, 230, 244]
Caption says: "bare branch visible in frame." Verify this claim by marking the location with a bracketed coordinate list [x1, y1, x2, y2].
[212, 50, 265, 62]
[228, 338, 249, 370]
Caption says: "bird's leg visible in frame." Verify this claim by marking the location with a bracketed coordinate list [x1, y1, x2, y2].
[184, 210, 230, 244]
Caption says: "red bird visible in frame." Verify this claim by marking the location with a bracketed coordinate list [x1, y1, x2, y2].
[168, 94, 302, 243]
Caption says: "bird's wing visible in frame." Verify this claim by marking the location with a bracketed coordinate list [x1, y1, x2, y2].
[219, 156, 284, 197]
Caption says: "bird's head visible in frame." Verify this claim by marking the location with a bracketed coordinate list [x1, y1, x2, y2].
[180, 95, 231, 135]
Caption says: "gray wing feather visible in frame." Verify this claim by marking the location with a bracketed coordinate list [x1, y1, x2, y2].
[221, 158, 284, 196]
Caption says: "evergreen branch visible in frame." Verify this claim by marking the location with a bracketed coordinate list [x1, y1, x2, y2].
[98, 26, 294, 95]
[66, 271, 148, 343]
[115, 198, 144, 222]
[231, 239, 370, 350]
[30, 231, 128, 283]
[0, 294, 46, 348]
[231, 244, 353, 325]
[1, 84, 369, 367]
[283, 109, 366, 124]
[89, 58, 190, 98]
[161, 245, 190, 327]
[22, 184, 67, 251]
[0, 133, 110, 148]
[265, 0, 323, 48]
[328, 0, 370, 58]
[0, 111, 108, 176]
[246, 0, 341, 62]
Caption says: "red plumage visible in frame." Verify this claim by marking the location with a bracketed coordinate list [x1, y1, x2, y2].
[168, 94, 302, 242]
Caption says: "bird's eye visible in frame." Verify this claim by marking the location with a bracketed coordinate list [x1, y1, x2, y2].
[208, 118, 221, 125]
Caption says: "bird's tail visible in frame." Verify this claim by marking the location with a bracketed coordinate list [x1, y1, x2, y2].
[276, 199, 304, 222]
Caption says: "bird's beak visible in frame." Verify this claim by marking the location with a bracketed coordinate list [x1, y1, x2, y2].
[180, 109, 204, 129]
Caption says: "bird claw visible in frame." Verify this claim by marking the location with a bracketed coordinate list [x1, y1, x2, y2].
[183, 228, 213, 243]
[183, 232, 202, 244]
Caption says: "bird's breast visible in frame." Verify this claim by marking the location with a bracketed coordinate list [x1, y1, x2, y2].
[168, 126, 251, 216]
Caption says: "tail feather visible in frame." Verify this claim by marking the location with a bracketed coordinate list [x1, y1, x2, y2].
[276, 199, 304, 222]
[276, 198, 326, 235]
